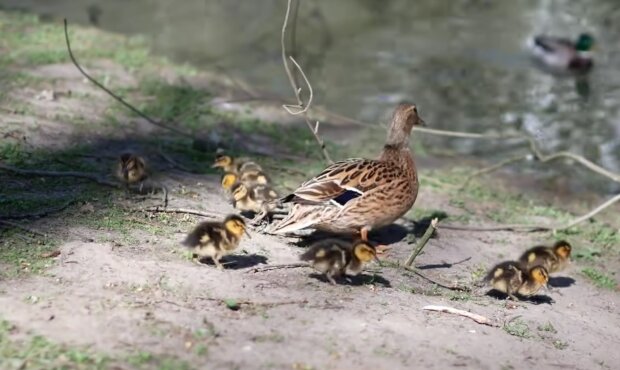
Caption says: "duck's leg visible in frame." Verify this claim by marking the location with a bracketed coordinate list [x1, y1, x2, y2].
[360, 226, 391, 255]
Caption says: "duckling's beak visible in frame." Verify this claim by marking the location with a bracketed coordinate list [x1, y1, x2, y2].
[418, 118, 427, 127]
[244, 228, 252, 239]
[211, 163, 219, 168]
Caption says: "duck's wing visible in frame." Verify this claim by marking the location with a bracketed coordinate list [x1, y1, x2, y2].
[282, 158, 397, 207]
[533, 35, 574, 52]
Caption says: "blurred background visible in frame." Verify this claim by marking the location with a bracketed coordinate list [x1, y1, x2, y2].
[1, 0, 619, 195]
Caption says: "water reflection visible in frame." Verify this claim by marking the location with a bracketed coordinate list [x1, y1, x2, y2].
[1, 0, 619, 193]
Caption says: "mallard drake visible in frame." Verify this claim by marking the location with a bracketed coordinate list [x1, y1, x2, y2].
[518, 240, 572, 274]
[212, 154, 263, 174]
[181, 215, 249, 269]
[231, 182, 279, 223]
[116, 153, 148, 187]
[527, 33, 595, 73]
[299, 238, 377, 284]
[270, 103, 424, 243]
[485, 261, 549, 300]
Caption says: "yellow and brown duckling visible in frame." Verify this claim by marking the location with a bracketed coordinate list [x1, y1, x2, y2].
[518, 240, 572, 274]
[485, 261, 549, 300]
[181, 215, 249, 270]
[300, 239, 378, 285]
[231, 182, 279, 223]
[212, 154, 263, 174]
[116, 153, 148, 187]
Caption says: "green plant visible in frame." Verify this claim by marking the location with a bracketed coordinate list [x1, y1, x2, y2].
[582, 268, 616, 290]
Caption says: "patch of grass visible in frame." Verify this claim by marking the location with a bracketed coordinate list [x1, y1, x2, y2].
[0, 319, 109, 370]
[503, 319, 531, 338]
[581, 268, 616, 290]
[448, 292, 472, 302]
[0, 230, 60, 278]
[553, 340, 569, 350]
[537, 322, 557, 334]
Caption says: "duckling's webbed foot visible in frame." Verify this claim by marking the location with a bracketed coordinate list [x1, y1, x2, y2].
[213, 257, 225, 270]
[326, 274, 337, 285]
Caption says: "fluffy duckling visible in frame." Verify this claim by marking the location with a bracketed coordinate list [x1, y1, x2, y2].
[485, 261, 549, 300]
[300, 239, 378, 285]
[212, 154, 263, 174]
[519, 240, 572, 274]
[231, 182, 279, 223]
[116, 153, 148, 187]
[181, 215, 248, 269]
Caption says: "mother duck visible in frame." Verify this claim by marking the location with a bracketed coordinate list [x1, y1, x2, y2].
[270, 103, 424, 242]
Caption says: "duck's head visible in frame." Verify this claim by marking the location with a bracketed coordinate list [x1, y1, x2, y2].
[352, 240, 378, 263]
[231, 183, 249, 202]
[221, 172, 238, 190]
[223, 214, 249, 238]
[575, 33, 595, 51]
[385, 103, 426, 147]
[529, 265, 549, 286]
[553, 240, 572, 261]
[212, 155, 233, 169]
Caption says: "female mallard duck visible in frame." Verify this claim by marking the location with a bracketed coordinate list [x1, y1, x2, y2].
[527, 33, 595, 73]
[270, 103, 424, 243]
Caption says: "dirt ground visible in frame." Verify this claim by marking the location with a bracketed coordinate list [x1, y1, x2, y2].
[1, 18, 619, 370]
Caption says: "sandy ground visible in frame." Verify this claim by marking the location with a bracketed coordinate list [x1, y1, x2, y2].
[1, 62, 619, 370]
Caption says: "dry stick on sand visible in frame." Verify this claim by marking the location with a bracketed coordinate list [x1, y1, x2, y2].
[404, 218, 438, 267]
[63, 19, 192, 138]
[0, 163, 119, 188]
[246, 262, 310, 273]
[281, 0, 333, 164]
[422, 305, 499, 327]
[196, 296, 308, 307]
[0, 220, 47, 237]
[138, 207, 225, 219]
[2, 200, 77, 220]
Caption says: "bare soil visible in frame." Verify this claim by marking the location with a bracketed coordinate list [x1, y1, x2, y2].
[1, 61, 619, 370]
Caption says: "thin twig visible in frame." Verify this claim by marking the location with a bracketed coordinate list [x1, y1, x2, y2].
[422, 305, 499, 327]
[556, 193, 620, 231]
[246, 262, 309, 273]
[402, 266, 470, 291]
[138, 207, 224, 218]
[404, 218, 438, 267]
[439, 224, 550, 232]
[63, 19, 192, 138]
[0, 163, 119, 187]
[461, 154, 529, 189]
[0, 220, 47, 237]
[3, 200, 76, 220]
[281, 0, 332, 164]
[196, 296, 308, 307]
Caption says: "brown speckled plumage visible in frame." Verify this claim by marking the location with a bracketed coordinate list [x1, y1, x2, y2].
[270, 103, 424, 236]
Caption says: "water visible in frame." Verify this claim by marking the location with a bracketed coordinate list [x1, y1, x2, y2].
[2, 0, 620, 194]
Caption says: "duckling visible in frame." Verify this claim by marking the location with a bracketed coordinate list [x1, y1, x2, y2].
[116, 152, 168, 207]
[485, 261, 549, 300]
[116, 153, 148, 187]
[212, 154, 262, 174]
[300, 239, 378, 285]
[231, 182, 279, 224]
[519, 240, 572, 273]
[220, 172, 239, 197]
[181, 215, 248, 269]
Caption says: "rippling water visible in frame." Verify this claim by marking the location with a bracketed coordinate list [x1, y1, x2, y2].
[2, 0, 619, 193]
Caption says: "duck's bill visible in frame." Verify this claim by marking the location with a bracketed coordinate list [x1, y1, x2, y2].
[244, 229, 252, 239]
[418, 118, 427, 127]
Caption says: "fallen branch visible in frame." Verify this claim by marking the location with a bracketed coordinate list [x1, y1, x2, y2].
[556, 193, 620, 231]
[404, 218, 438, 267]
[196, 296, 308, 308]
[138, 207, 224, 219]
[422, 305, 498, 327]
[0, 220, 47, 237]
[403, 266, 471, 292]
[3, 200, 76, 220]
[63, 19, 192, 138]
[281, 0, 332, 164]
[246, 262, 309, 273]
[0, 163, 119, 187]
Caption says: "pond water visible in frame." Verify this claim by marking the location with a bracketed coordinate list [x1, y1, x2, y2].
[2, 0, 619, 194]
